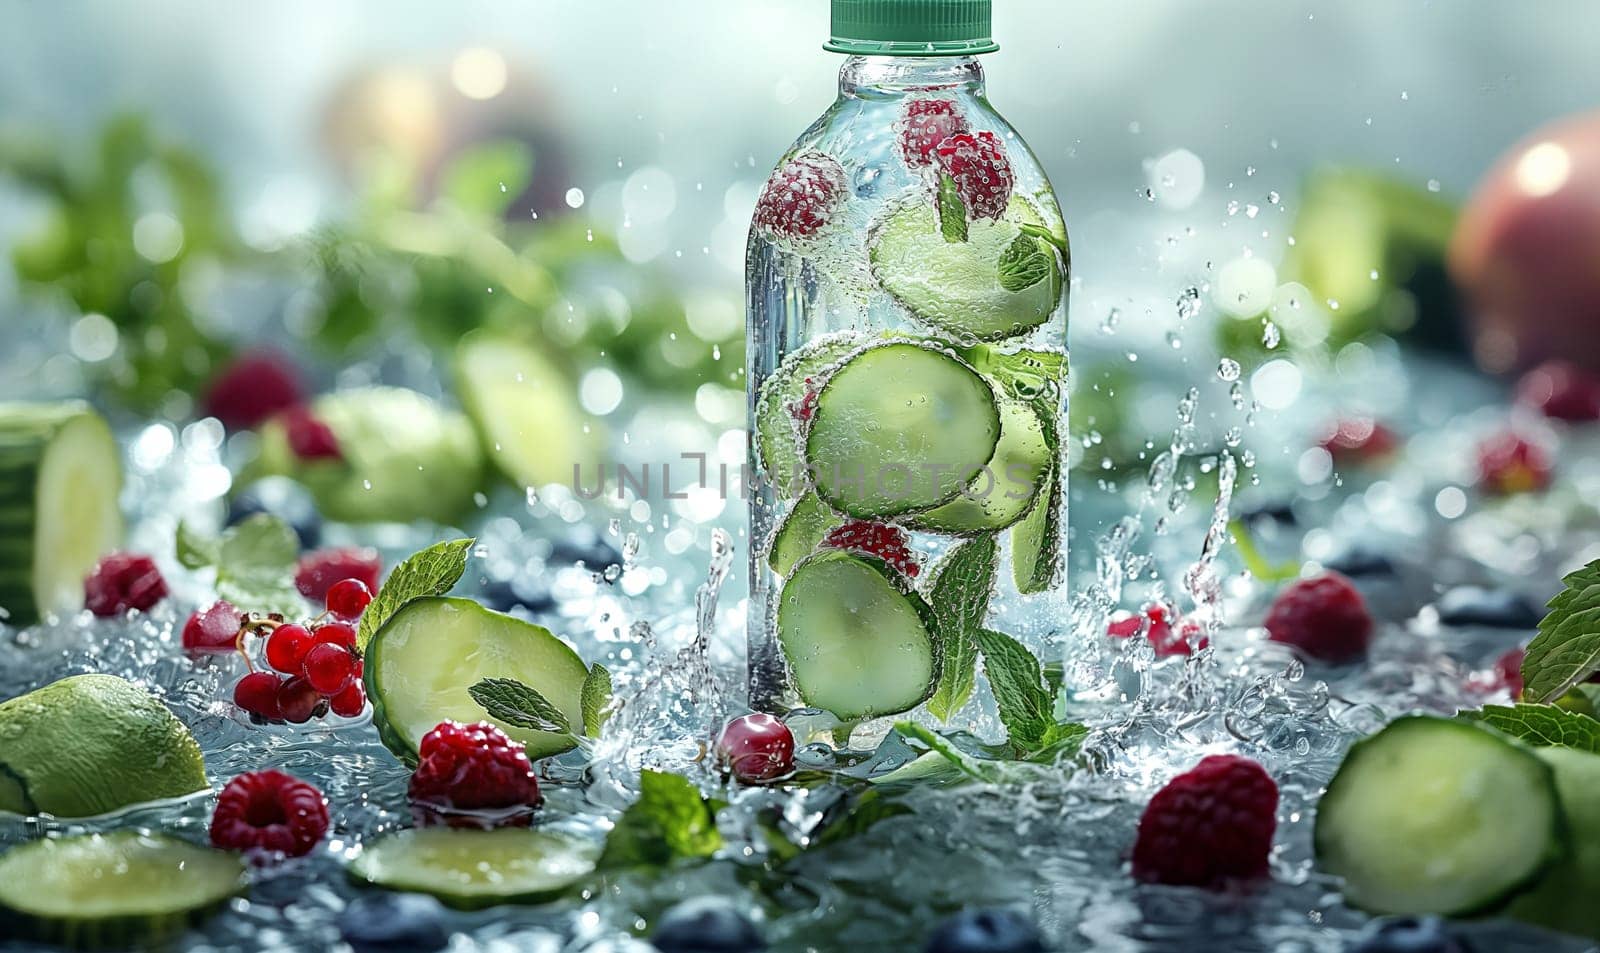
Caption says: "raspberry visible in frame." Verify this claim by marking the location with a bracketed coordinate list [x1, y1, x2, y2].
[325, 578, 373, 621]
[752, 151, 848, 242]
[1106, 603, 1207, 659]
[276, 676, 323, 724]
[181, 600, 242, 654]
[303, 643, 357, 695]
[1469, 645, 1525, 698]
[233, 671, 285, 721]
[282, 406, 343, 462]
[84, 552, 168, 617]
[1475, 431, 1553, 496]
[790, 378, 821, 424]
[329, 680, 367, 718]
[296, 547, 382, 601]
[265, 623, 314, 674]
[898, 99, 969, 169]
[714, 713, 796, 784]
[1315, 417, 1399, 465]
[1263, 572, 1375, 664]
[822, 520, 920, 579]
[1517, 360, 1600, 422]
[209, 769, 329, 857]
[203, 351, 304, 431]
[408, 721, 542, 828]
[1131, 754, 1279, 887]
[933, 131, 1014, 221]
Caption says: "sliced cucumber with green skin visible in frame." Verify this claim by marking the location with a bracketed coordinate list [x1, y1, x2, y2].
[456, 330, 600, 491]
[0, 402, 122, 627]
[777, 549, 940, 721]
[806, 342, 999, 520]
[366, 597, 589, 764]
[349, 827, 597, 910]
[904, 393, 1050, 535]
[1508, 745, 1600, 938]
[766, 490, 846, 577]
[1010, 407, 1062, 594]
[1314, 715, 1565, 916]
[870, 195, 1063, 342]
[755, 334, 862, 498]
[0, 832, 245, 949]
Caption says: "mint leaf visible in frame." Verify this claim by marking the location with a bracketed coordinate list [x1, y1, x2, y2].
[1027, 721, 1089, 764]
[894, 721, 1005, 783]
[925, 536, 997, 721]
[596, 770, 723, 871]
[975, 628, 1056, 753]
[468, 677, 570, 734]
[807, 788, 912, 851]
[1522, 558, 1600, 703]
[1018, 221, 1070, 259]
[357, 537, 473, 651]
[936, 173, 969, 243]
[1465, 703, 1600, 753]
[175, 520, 219, 569]
[581, 663, 614, 737]
[997, 234, 1052, 292]
[175, 514, 303, 614]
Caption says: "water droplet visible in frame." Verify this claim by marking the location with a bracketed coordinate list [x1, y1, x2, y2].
[1217, 358, 1241, 382]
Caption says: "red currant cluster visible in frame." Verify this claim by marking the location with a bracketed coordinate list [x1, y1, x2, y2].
[231, 578, 374, 724]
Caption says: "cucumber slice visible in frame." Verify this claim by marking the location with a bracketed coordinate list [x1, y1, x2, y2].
[0, 832, 244, 949]
[806, 342, 999, 520]
[754, 334, 862, 498]
[1314, 715, 1564, 916]
[1010, 451, 1062, 594]
[455, 330, 600, 491]
[766, 490, 846, 577]
[904, 393, 1050, 534]
[250, 387, 484, 524]
[365, 597, 589, 763]
[869, 195, 1063, 342]
[0, 402, 122, 626]
[1508, 746, 1600, 938]
[0, 674, 208, 818]
[349, 827, 596, 910]
[777, 550, 940, 720]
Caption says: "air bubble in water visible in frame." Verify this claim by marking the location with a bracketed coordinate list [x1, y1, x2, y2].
[1217, 358, 1241, 382]
[1176, 287, 1202, 321]
[1263, 321, 1282, 349]
[1100, 307, 1122, 334]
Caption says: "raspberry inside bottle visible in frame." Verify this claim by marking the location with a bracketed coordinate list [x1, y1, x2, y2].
[746, 0, 1070, 729]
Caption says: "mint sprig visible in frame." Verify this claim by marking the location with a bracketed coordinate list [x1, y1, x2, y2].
[1464, 703, 1600, 753]
[596, 770, 724, 872]
[468, 677, 570, 733]
[174, 514, 303, 615]
[974, 627, 1086, 760]
[997, 234, 1053, 292]
[356, 537, 473, 651]
[1521, 558, 1600, 704]
[925, 537, 996, 721]
[936, 173, 969, 243]
[581, 663, 614, 737]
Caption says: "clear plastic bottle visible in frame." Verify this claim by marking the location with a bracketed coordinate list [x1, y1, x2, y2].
[745, 0, 1069, 729]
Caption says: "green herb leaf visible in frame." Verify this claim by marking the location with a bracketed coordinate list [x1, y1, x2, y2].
[893, 721, 1005, 783]
[1464, 703, 1600, 753]
[175, 514, 303, 614]
[925, 536, 997, 721]
[581, 663, 614, 737]
[997, 234, 1053, 293]
[1017, 220, 1070, 259]
[1228, 518, 1301, 582]
[807, 788, 912, 851]
[440, 140, 532, 219]
[175, 520, 219, 569]
[468, 677, 571, 734]
[357, 537, 474, 651]
[1522, 558, 1600, 704]
[1027, 721, 1089, 764]
[975, 628, 1057, 753]
[596, 770, 723, 871]
[936, 173, 969, 243]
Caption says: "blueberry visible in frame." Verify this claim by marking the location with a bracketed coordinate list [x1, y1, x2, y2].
[229, 477, 321, 549]
[550, 524, 622, 570]
[1236, 499, 1298, 527]
[924, 908, 1047, 953]
[650, 896, 765, 953]
[338, 893, 449, 952]
[1324, 546, 1397, 579]
[481, 574, 556, 614]
[1436, 586, 1544, 629]
[1347, 916, 1472, 953]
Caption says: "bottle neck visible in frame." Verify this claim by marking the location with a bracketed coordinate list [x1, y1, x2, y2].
[837, 55, 985, 101]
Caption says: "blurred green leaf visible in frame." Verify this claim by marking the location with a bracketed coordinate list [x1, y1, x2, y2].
[440, 140, 532, 219]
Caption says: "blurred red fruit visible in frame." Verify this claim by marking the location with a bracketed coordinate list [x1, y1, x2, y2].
[1516, 360, 1600, 422]
[182, 600, 242, 654]
[1315, 417, 1399, 465]
[1106, 603, 1207, 658]
[203, 351, 304, 431]
[295, 548, 382, 601]
[283, 406, 343, 461]
[1475, 432, 1553, 496]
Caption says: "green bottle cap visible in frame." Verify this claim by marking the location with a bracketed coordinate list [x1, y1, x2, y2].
[824, 0, 998, 56]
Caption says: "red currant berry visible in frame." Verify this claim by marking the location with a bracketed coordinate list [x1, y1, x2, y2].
[325, 578, 373, 620]
[276, 676, 321, 724]
[233, 672, 284, 720]
[329, 680, 367, 718]
[311, 621, 358, 652]
[714, 713, 796, 784]
[303, 643, 356, 695]
[182, 600, 243, 654]
[265, 623, 313, 674]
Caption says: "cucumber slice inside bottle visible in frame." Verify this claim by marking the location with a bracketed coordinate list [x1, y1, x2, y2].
[455, 330, 600, 491]
[805, 342, 999, 520]
[365, 597, 590, 763]
[777, 549, 940, 721]
[0, 402, 123, 627]
[766, 490, 846, 577]
[869, 196, 1063, 342]
[754, 334, 861, 498]
[904, 393, 1050, 535]
[1010, 454, 1061, 594]
[0, 832, 244, 949]
[349, 827, 597, 910]
[1314, 715, 1564, 916]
